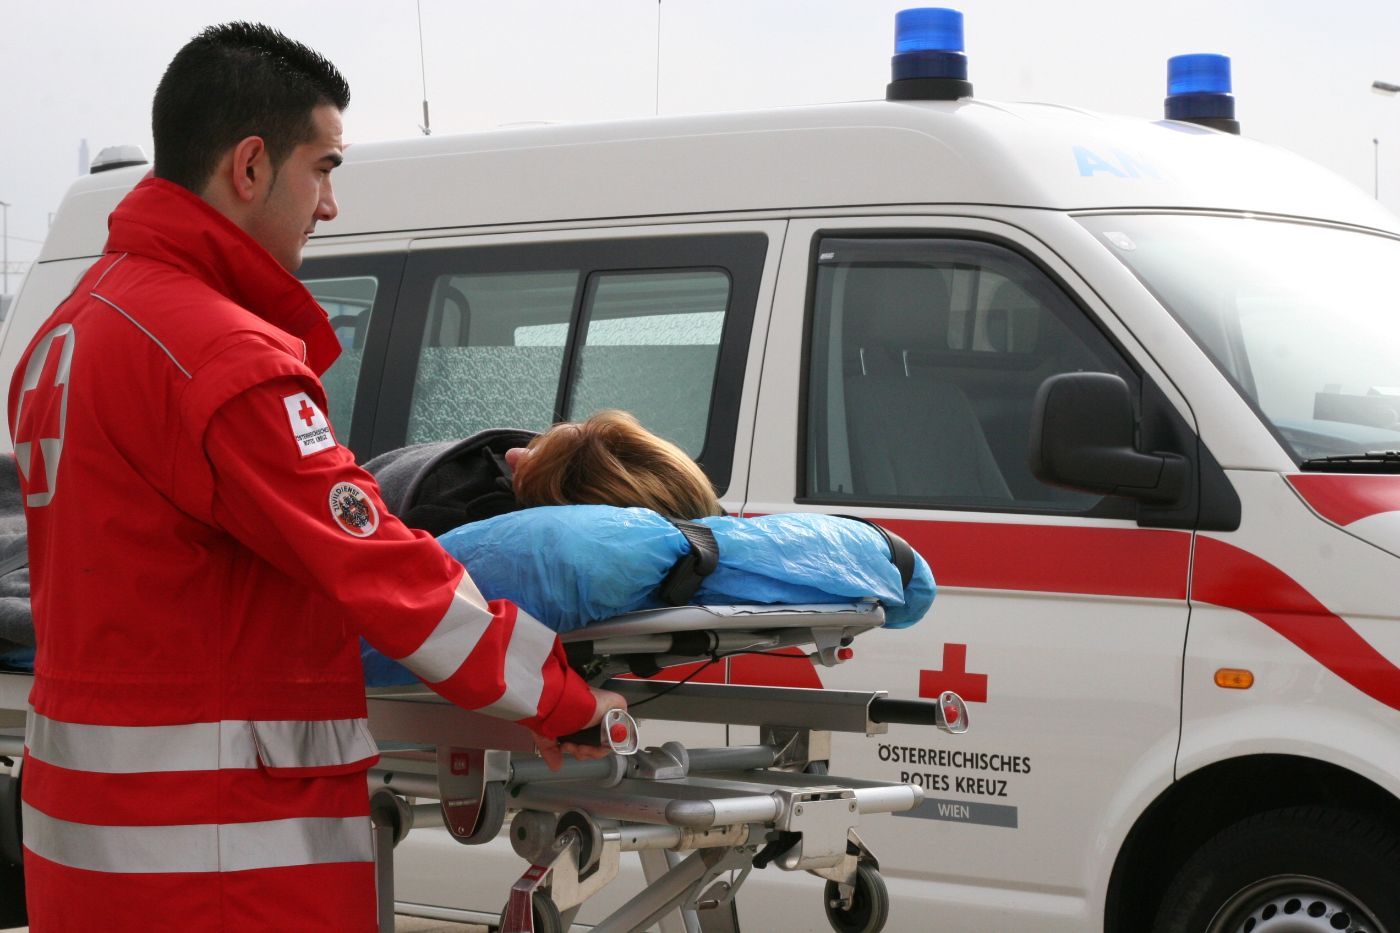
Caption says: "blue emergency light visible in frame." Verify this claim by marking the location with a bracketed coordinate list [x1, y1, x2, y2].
[887, 8, 973, 101]
[1164, 53, 1240, 134]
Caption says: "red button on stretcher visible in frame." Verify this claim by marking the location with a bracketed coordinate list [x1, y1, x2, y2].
[609, 722, 631, 745]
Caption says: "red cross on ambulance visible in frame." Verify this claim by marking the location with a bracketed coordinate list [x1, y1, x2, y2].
[919, 642, 988, 703]
[13, 325, 76, 508]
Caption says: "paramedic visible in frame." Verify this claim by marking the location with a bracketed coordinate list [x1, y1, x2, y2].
[6, 23, 622, 932]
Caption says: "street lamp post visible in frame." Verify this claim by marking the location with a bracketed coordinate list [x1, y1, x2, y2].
[1373, 82, 1400, 202]
[0, 200, 10, 298]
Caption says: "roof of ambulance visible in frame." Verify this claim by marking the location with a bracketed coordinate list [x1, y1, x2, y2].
[40, 97, 1400, 260]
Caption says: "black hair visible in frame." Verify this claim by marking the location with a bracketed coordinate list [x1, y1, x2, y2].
[152, 22, 350, 192]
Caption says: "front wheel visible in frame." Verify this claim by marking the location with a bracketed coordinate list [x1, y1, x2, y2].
[823, 862, 889, 933]
[499, 891, 563, 933]
[1152, 807, 1400, 933]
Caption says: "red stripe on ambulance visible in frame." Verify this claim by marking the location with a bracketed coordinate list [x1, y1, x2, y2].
[1287, 474, 1400, 527]
[1194, 536, 1400, 711]
[880, 518, 1190, 598]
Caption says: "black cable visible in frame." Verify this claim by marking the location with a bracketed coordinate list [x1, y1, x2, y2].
[626, 653, 722, 709]
[625, 646, 820, 709]
[729, 649, 814, 659]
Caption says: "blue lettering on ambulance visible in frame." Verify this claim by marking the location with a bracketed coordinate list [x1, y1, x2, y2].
[1111, 149, 1162, 179]
[1074, 146, 1125, 177]
[1074, 146, 1165, 179]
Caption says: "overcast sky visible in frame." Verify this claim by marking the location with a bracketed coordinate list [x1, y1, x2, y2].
[4, 0, 1400, 281]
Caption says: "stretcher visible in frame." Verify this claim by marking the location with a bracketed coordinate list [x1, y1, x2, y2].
[362, 600, 969, 933]
[0, 602, 964, 933]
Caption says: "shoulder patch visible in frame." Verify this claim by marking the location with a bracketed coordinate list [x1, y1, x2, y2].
[328, 481, 380, 537]
[283, 392, 336, 457]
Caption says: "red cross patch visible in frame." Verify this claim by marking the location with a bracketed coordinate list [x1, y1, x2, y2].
[13, 325, 76, 507]
[283, 392, 335, 457]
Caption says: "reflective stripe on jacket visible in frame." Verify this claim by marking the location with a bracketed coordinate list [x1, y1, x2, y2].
[6, 178, 596, 931]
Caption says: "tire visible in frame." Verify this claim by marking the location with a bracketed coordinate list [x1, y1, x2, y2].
[823, 862, 890, 933]
[0, 772, 24, 926]
[458, 781, 507, 845]
[499, 892, 563, 933]
[0, 772, 21, 865]
[1151, 806, 1400, 933]
[0, 859, 24, 929]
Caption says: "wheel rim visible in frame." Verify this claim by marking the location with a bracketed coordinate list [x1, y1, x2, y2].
[1203, 874, 1388, 933]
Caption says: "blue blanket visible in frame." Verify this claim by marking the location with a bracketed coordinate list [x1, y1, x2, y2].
[364, 508, 933, 685]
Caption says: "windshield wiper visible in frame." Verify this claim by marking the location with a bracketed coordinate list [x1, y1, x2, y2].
[1299, 451, 1400, 472]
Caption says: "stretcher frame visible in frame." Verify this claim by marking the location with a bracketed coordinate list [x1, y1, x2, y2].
[0, 602, 966, 933]
[366, 602, 968, 933]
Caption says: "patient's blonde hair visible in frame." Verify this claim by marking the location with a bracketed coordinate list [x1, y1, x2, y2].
[513, 410, 722, 520]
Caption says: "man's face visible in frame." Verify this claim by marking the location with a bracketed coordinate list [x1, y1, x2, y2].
[247, 104, 343, 272]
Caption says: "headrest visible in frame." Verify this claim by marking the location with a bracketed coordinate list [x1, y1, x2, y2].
[843, 264, 953, 354]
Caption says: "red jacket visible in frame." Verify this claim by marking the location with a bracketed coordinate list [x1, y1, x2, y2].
[7, 178, 595, 931]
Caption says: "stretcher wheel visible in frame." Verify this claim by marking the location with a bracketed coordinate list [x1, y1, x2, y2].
[460, 781, 508, 845]
[368, 786, 412, 848]
[499, 892, 563, 933]
[823, 862, 889, 933]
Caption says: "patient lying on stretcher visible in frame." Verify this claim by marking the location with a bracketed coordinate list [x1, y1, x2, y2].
[361, 411, 933, 686]
[444, 411, 932, 630]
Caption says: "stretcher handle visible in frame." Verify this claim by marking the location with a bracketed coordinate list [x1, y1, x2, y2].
[868, 698, 938, 724]
[558, 708, 640, 755]
[870, 691, 969, 734]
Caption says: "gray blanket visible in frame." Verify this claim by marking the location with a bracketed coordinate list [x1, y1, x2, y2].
[0, 455, 31, 649]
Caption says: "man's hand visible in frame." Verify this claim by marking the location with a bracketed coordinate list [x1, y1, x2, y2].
[532, 685, 628, 771]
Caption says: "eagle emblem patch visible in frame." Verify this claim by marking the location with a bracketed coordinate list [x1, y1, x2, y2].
[328, 481, 380, 537]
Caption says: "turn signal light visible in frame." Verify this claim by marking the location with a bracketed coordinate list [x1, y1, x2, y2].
[1214, 668, 1254, 689]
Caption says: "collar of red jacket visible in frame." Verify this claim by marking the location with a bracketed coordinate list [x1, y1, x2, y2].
[104, 177, 342, 376]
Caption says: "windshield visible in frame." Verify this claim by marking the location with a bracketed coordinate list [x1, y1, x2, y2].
[1078, 214, 1400, 465]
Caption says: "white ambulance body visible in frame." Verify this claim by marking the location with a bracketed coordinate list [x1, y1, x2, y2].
[5, 23, 1400, 933]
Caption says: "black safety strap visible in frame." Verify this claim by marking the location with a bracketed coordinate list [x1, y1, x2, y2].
[657, 519, 720, 606]
[834, 515, 915, 589]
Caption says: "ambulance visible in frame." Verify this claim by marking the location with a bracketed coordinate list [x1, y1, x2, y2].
[3, 7, 1399, 932]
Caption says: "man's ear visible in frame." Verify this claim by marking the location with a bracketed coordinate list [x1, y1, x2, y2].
[227, 135, 269, 204]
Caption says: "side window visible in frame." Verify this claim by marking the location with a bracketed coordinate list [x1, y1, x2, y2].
[805, 236, 1135, 512]
[302, 275, 378, 436]
[567, 270, 730, 456]
[383, 234, 766, 493]
[407, 268, 731, 456]
[409, 269, 580, 440]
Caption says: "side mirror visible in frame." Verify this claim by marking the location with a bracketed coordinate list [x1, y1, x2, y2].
[1029, 372, 1187, 504]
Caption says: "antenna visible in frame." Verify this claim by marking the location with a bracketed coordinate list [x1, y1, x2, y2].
[654, 0, 661, 116]
[417, 0, 432, 136]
